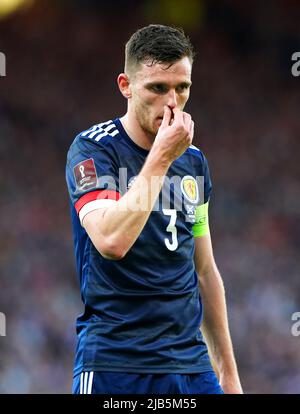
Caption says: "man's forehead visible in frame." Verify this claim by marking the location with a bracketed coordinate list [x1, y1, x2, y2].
[135, 57, 192, 81]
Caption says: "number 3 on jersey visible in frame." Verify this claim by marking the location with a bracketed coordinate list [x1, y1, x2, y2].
[163, 209, 178, 251]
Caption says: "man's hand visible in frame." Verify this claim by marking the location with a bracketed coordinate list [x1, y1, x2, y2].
[152, 106, 194, 164]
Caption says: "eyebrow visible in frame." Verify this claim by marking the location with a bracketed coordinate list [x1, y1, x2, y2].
[145, 81, 192, 88]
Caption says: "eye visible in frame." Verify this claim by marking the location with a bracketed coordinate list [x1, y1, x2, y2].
[150, 84, 168, 94]
[176, 84, 190, 93]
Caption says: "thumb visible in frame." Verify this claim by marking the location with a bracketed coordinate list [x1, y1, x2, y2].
[160, 106, 172, 128]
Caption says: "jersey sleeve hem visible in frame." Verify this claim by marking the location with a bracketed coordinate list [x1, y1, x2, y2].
[74, 189, 121, 214]
[79, 199, 118, 225]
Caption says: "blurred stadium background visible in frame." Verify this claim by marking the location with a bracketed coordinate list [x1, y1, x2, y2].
[0, 0, 299, 393]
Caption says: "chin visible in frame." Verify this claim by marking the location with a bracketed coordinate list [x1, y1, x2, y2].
[143, 123, 158, 136]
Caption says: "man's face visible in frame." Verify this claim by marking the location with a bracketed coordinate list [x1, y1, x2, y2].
[128, 56, 192, 137]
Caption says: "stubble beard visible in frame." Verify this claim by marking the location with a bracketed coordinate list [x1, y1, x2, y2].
[135, 105, 158, 139]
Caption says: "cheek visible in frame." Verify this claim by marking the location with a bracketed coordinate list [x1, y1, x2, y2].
[180, 92, 190, 106]
[139, 97, 160, 118]
[134, 89, 151, 108]
[142, 92, 159, 109]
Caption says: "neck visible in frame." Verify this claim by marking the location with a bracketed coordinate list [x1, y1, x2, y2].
[120, 112, 155, 151]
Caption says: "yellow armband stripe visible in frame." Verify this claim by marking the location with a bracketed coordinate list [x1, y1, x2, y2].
[192, 202, 209, 237]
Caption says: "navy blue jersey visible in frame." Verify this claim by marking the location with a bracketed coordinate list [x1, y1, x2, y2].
[66, 118, 213, 376]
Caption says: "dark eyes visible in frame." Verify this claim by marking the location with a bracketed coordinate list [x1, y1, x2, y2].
[149, 84, 189, 94]
[150, 84, 168, 94]
[176, 84, 189, 93]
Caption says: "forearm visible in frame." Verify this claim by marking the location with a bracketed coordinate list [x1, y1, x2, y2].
[85, 147, 171, 258]
[199, 264, 240, 379]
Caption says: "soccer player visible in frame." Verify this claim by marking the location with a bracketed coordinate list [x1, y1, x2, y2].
[66, 24, 243, 394]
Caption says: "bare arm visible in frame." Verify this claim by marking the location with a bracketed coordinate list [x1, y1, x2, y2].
[194, 233, 243, 394]
[83, 107, 194, 260]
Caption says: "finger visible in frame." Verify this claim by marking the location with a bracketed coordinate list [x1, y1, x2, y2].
[161, 106, 172, 128]
[172, 108, 184, 124]
[189, 120, 194, 142]
[182, 112, 192, 129]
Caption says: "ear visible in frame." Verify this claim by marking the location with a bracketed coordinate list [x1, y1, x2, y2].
[117, 73, 132, 99]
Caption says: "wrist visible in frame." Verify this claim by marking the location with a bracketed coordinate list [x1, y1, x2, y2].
[148, 146, 172, 171]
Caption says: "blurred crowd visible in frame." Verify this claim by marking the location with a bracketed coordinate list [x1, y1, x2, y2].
[0, 0, 299, 393]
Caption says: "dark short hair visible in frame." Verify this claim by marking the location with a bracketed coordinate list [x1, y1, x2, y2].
[125, 24, 195, 73]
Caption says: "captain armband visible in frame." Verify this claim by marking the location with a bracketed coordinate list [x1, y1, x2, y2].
[192, 201, 210, 237]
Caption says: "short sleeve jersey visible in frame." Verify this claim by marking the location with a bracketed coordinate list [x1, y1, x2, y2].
[66, 118, 213, 376]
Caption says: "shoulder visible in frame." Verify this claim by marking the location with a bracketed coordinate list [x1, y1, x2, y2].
[69, 119, 120, 149]
[67, 119, 121, 160]
[79, 119, 119, 143]
[185, 143, 209, 166]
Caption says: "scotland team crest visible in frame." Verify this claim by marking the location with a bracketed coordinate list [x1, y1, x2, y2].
[181, 176, 199, 204]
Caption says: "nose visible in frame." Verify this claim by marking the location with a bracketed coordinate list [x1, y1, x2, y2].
[166, 89, 177, 110]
